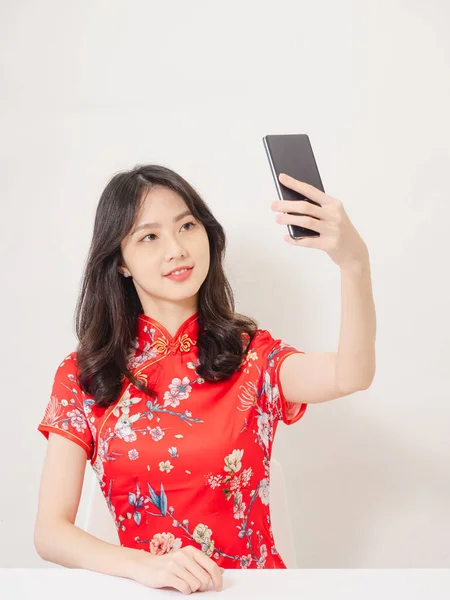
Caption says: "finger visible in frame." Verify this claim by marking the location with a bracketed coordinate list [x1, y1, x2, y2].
[162, 574, 192, 596]
[279, 173, 334, 205]
[182, 558, 213, 592]
[172, 564, 203, 594]
[277, 214, 327, 234]
[192, 550, 223, 591]
[272, 199, 323, 219]
[284, 233, 324, 248]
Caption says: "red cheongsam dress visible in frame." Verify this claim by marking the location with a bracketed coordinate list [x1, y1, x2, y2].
[38, 311, 308, 569]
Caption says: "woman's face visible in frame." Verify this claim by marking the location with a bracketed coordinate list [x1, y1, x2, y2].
[120, 185, 210, 313]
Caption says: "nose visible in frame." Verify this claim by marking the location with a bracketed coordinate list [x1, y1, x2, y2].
[163, 236, 188, 261]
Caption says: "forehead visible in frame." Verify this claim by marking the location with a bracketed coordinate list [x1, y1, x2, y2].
[137, 185, 188, 218]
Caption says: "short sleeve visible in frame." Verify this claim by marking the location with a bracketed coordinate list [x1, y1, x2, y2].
[255, 330, 308, 426]
[38, 353, 94, 460]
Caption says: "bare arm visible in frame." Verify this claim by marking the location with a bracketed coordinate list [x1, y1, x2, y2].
[34, 433, 137, 578]
[34, 433, 223, 594]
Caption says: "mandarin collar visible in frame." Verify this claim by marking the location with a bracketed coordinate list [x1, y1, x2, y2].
[135, 311, 200, 357]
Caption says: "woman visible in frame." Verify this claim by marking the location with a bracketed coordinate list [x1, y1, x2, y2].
[34, 164, 376, 594]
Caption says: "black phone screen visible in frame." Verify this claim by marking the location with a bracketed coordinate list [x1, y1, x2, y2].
[263, 134, 325, 238]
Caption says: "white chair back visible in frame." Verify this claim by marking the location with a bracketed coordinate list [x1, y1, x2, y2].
[270, 457, 297, 568]
[83, 471, 120, 545]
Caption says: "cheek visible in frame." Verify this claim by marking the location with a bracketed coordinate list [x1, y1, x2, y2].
[186, 231, 209, 278]
[198, 234, 211, 267]
[131, 249, 161, 278]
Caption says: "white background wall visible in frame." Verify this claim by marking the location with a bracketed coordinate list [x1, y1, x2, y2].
[1, 0, 449, 568]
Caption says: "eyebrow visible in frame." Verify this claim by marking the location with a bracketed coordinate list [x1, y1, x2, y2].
[131, 209, 194, 235]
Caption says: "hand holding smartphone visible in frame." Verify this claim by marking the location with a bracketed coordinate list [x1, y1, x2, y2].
[263, 134, 325, 239]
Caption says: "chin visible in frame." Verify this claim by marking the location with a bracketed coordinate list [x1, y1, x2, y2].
[165, 276, 203, 297]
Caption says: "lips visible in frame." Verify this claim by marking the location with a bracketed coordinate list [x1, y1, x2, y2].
[164, 266, 193, 276]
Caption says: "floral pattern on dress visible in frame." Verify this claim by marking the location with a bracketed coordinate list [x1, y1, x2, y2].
[38, 313, 308, 569]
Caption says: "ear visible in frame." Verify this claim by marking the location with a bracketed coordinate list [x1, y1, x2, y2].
[118, 254, 130, 278]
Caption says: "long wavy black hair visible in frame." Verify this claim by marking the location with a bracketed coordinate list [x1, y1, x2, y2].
[74, 164, 259, 407]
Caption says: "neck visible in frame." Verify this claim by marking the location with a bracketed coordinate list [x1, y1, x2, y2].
[143, 299, 197, 336]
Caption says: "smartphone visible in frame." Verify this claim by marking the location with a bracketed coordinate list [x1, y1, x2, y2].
[263, 134, 325, 239]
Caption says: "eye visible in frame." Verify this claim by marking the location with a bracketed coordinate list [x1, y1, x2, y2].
[182, 221, 197, 232]
[141, 233, 157, 242]
[140, 221, 197, 242]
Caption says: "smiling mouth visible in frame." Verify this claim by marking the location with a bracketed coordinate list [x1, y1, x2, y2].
[164, 266, 194, 277]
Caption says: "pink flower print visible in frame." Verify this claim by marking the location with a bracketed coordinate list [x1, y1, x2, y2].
[233, 491, 246, 519]
[66, 409, 87, 434]
[240, 555, 253, 569]
[149, 532, 182, 555]
[263, 371, 279, 413]
[115, 414, 139, 442]
[257, 411, 272, 448]
[42, 395, 64, 425]
[255, 544, 268, 568]
[229, 474, 241, 493]
[150, 426, 165, 442]
[128, 449, 139, 460]
[241, 467, 253, 487]
[163, 377, 192, 408]
[88, 417, 97, 440]
[258, 477, 270, 506]
[207, 474, 223, 489]
[127, 338, 158, 370]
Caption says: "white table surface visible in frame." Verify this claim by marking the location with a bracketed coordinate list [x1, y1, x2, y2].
[1, 568, 450, 599]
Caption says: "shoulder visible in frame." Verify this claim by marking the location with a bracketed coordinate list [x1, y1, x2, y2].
[240, 329, 277, 369]
[54, 351, 79, 376]
[51, 351, 86, 393]
[247, 328, 300, 368]
[247, 328, 278, 354]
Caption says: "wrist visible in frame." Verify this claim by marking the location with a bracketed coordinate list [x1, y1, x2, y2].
[121, 546, 149, 580]
[340, 255, 370, 277]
